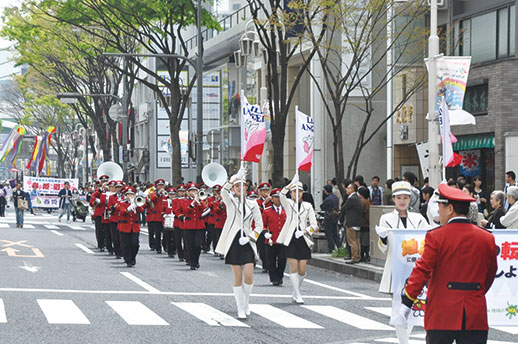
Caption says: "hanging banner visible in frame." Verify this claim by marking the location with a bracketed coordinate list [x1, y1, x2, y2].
[415, 142, 429, 179]
[295, 108, 314, 172]
[30, 195, 60, 208]
[391, 229, 518, 327]
[459, 149, 481, 177]
[438, 97, 454, 167]
[23, 176, 79, 196]
[240, 92, 266, 162]
[0, 125, 25, 162]
[426, 56, 475, 125]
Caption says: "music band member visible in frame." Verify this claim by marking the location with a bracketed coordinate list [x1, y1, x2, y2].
[108, 180, 125, 259]
[173, 184, 187, 262]
[257, 182, 272, 272]
[183, 183, 210, 270]
[163, 188, 177, 258]
[147, 179, 166, 253]
[90, 175, 110, 251]
[102, 180, 116, 255]
[211, 185, 226, 258]
[118, 187, 144, 267]
[262, 188, 287, 286]
[215, 173, 263, 319]
[277, 181, 318, 304]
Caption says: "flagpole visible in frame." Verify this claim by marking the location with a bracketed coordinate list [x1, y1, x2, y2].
[295, 106, 300, 232]
[240, 89, 245, 241]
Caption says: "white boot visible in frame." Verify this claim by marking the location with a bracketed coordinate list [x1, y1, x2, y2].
[298, 273, 306, 289]
[394, 325, 410, 344]
[289, 273, 304, 304]
[232, 286, 246, 319]
[242, 283, 253, 316]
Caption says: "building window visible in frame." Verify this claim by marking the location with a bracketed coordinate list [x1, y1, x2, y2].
[463, 83, 488, 116]
[511, 5, 516, 56]
[471, 12, 497, 63]
[498, 7, 508, 59]
[460, 19, 471, 57]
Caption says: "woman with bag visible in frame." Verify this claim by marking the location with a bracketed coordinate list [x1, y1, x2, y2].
[215, 170, 263, 319]
[12, 182, 28, 228]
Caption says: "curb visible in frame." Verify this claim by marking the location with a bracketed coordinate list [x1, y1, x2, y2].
[308, 256, 383, 282]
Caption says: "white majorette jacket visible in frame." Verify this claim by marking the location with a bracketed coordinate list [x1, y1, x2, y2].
[377, 209, 429, 294]
[276, 186, 318, 248]
[215, 181, 264, 258]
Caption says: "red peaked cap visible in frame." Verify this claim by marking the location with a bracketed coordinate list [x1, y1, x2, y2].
[437, 184, 476, 203]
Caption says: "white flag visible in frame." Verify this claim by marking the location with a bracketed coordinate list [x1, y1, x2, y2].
[295, 108, 314, 172]
[438, 97, 454, 167]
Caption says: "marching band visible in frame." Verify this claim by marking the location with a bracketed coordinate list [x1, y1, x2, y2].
[88, 163, 320, 318]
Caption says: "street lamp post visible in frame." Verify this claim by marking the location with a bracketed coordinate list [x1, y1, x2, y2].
[427, 0, 441, 188]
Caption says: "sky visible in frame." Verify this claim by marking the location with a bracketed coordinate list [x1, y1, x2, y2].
[0, 0, 21, 77]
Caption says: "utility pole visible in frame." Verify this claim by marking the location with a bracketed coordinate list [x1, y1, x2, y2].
[121, 56, 129, 182]
[195, 0, 204, 183]
[427, 0, 441, 188]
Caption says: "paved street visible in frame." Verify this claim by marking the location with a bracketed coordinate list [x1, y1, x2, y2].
[0, 208, 516, 344]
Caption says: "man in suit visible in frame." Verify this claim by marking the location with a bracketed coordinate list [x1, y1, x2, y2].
[320, 184, 340, 253]
[399, 184, 498, 344]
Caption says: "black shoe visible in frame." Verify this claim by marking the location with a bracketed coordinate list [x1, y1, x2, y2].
[262, 268, 268, 273]
[116, 255, 121, 259]
[345, 260, 359, 265]
[126, 263, 133, 267]
[279, 278, 283, 285]
[190, 266, 196, 270]
[186, 262, 190, 266]
[179, 258, 185, 262]
[150, 248, 155, 251]
[196, 263, 200, 269]
[100, 248, 105, 252]
[156, 250, 162, 254]
[365, 256, 371, 263]
[168, 254, 175, 258]
[109, 252, 114, 256]
[272, 280, 280, 286]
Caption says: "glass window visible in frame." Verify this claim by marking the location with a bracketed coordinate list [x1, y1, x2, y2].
[511, 5, 516, 55]
[453, 21, 460, 56]
[460, 19, 471, 56]
[498, 7, 508, 58]
[471, 12, 497, 63]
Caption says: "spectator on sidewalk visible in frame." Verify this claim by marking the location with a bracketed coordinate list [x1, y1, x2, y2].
[481, 190, 506, 229]
[343, 183, 363, 264]
[320, 184, 340, 253]
[302, 184, 314, 208]
[331, 178, 343, 208]
[402, 172, 420, 212]
[420, 186, 435, 224]
[473, 176, 488, 213]
[368, 176, 384, 205]
[383, 179, 395, 205]
[500, 186, 518, 229]
[0, 183, 7, 217]
[357, 186, 370, 262]
[58, 182, 73, 223]
[504, 171, 517, 210]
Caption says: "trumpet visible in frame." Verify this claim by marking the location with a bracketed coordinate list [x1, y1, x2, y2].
[135, 195, 146, 207]
[198, 189, 208, 201]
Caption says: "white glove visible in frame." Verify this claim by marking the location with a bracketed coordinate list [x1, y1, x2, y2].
[239, 236, 250, 246]
[264, 232, 272, 240]
[294, 230, 304, 239]
[95, 198, 100, 205]
[375, 225, 388, 239]
[392, 304, 411, 327]
[127, 204, 136, 213]
[291, 173, 299, 185]
[236, 167, 246, 180]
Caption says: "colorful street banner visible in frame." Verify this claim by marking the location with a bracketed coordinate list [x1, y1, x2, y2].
[30, 195, 60, 208]
[0, 125, 25, 162]
[459, 149, 482, 177]
[391, 229, 518, 327]
[415, 142, 429, 179]
[240, 91, 266, 162]
[23, 176, 79, 196]
[426, 56, 476, 125]
[295, 108, 314, 172]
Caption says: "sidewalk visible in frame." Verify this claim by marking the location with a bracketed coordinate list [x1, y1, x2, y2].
[308, 253, 384, 282]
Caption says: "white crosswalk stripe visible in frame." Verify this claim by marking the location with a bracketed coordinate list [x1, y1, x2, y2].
[107, 301, 168, 326]
[0, 223, 9, 228]
[303, 305, 392, 330]
[0, 299, 6, 323]
[365, 306, 392, 317]
[67, 224, 86, 230]
[21, 224, 35, 228]
[37, 299, 90, 324]
[172, 302, 249, 327]
[44, 225, 59, 229]
[250, 304, 323, 329]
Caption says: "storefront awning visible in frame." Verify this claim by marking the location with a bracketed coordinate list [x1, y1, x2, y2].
[453, 134, 494, 151]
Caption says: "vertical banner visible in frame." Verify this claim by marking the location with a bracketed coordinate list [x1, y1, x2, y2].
[295, 108, 314, 172]
[392, 229, 518, 327]
[434, 56, 471, 111]
[459, 149, 482, 177]
[438, 97, 454, 167]
[415, 142, 429, 179]
[240, 92, 266, 162]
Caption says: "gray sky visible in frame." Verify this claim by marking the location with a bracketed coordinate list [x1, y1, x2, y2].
[0, 0, 21, 77]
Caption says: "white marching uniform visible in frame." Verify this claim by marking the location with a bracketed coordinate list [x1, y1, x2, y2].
[377, 210, 429, 294]
[215, 182, 264, 258]
[277, 186, 318, 248]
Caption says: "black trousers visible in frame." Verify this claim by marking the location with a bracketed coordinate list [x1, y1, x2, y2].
[103, 222, 113, 253]
[110, 222, 121, 257]
[426, 330, 488, 344]
[324, 220, 340, 252]
[184, 230, 203, 267]
[213, 228, 222, 252]
[94, 216, 105, 249]
[173, 227, 184, 259]
[164, 229, 176, 256]
[148, 221, 162, 250]
[181, 229, 190, 264]
[267, 244, 286, 283]
[204, 223, 214, 251]
[257, 231, 268, 268]
[120, 231, 139, 265]
[0, 202, 5, 216]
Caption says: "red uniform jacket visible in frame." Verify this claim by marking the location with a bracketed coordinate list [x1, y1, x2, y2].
[212, 199, 226, 230]
[404, 218, 498, 331]
[258, 198, 272, 213]
[146, 192, 164, 223]
[108, 193, 123, 224]
[206, 196, 216, 225]
[173, 197, 185, 229]
[262, 205, 286, 244]
[183, 197, 208, 230]
[118, 201, 144, 233]
[89, 188, 105, 218]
